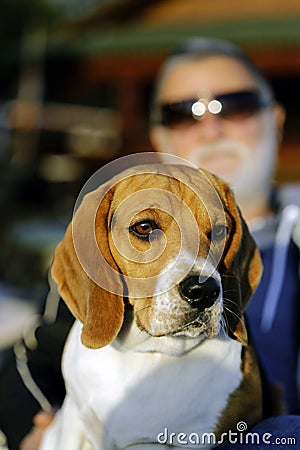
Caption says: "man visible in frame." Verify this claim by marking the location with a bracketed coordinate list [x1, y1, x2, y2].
[149, 38, 300, 414]
[1, 37, 300, 449]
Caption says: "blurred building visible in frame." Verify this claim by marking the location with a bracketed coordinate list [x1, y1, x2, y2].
[47, 0, 300, 181]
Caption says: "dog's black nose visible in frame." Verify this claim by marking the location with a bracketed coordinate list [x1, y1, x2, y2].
[179, 275, 220, 311]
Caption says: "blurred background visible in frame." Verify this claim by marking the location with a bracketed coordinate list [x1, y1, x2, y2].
[0, 0, 300, 349]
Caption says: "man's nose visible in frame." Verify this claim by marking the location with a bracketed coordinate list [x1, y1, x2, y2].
[193, 113, 224, 141]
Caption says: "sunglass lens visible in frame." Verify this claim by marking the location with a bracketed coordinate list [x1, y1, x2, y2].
[160, 100, 195, 128]
[218, 91, 268, 120]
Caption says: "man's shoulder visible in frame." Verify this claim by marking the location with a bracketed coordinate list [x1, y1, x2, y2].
[277, 183, 300, 209]
[251, 184, 300, 251]
[277, 183, 300, 248]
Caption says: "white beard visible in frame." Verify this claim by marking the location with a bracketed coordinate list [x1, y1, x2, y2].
[227, 114, 277, 209]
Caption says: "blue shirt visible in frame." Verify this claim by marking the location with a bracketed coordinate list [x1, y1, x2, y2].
[246, 214, 300, 413]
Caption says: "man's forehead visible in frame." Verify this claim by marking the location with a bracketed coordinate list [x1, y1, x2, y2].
[158, 55, 258, 100]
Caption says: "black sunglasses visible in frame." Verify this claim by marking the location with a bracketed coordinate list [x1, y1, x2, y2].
[152, 90, 272, 128]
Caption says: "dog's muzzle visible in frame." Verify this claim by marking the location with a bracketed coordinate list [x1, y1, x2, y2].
[179, 275, 220, 311]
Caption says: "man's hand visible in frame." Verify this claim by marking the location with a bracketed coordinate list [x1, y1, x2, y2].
[19, 410, 55, 450]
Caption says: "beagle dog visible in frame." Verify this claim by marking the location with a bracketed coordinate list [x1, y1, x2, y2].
[41, 164, 263, 450]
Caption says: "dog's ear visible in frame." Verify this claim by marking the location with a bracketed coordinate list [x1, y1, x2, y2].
[220, 182, 263, 345]
[51, 186, 125, 349]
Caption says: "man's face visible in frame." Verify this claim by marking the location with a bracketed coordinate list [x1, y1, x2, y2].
[150, 56, 283, 212]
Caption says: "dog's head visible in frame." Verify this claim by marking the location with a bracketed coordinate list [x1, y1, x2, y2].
[51, 164, 262, 349]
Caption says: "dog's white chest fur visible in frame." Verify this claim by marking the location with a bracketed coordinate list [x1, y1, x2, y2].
[51, 320, 243, 450]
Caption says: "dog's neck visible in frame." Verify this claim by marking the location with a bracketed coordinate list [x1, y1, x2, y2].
[112, 305, 220, 356]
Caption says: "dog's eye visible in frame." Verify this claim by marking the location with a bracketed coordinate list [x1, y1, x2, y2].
[129, 220, 159, 240]
[210, 224, 228, 242]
